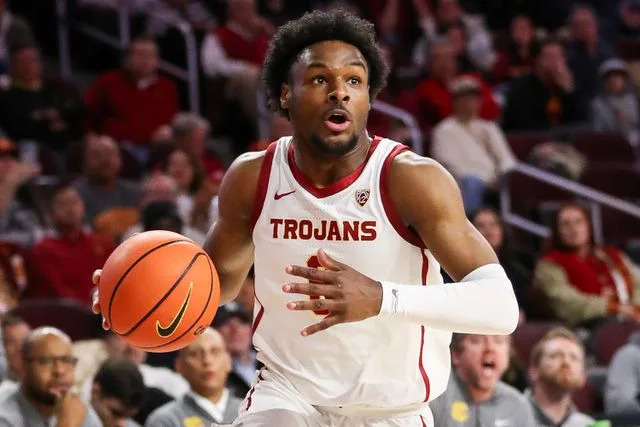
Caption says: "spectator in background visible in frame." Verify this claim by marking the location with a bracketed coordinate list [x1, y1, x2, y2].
[0, 45, 84, 153]
[234, 268, 254, 317]
[29, 184, 115, 305]
[431, 77, 516, 215]
[90, 358, 145, 427]
[0, 314, 29, 397]
[471, 208, 530, 316]
[0, 0, 34, 75]
[532, 202, 640, 326]
[141, 199, 183, 234]
[605, 331, 640, 420]
[525, 327, 594, 427]
[85, 36, 179, 156]
[592, 58, 640, 147]
[502, 38, 586, 131]
[200, 0, 273, 123]
[0, 137, 42, 247]
[214, 306, 256, 399]
[492, 15, 538, 84]
[430, 333, 535, 426]
[121, 173, 206, 244]
[416, 38, 499, 130]
[74, 134, 141, 228]
[0, 327, 102, 427]
[567, 5, 614, 103]
[145, 328, 242, 426]
[618, 0, 640, 37]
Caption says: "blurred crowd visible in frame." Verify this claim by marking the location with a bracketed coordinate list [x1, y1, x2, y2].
[0, 0, 638, 425]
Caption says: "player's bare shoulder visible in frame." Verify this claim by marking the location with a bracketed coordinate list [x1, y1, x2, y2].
[388, 150, 464, 225]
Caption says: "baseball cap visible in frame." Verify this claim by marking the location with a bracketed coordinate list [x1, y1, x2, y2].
[599, 58, 628, 78]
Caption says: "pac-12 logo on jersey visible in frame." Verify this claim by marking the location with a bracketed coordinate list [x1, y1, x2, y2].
[355, 189, 370, 207]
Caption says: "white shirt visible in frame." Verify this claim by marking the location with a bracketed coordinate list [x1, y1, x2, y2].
[431, 117, 517, 184]
[187, 388, 229, 423]
[200, 23, 257, 78]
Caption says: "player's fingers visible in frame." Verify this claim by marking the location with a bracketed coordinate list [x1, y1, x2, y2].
[285, 264, 335, 282]
[283, 282, 342, 298]
[286, 298, 340, 312]
[92, 269, 102, 286]
[91, 290, 101, 314]
[101, 317, 111, 330]
[316, 249, 346, 271]
[301, 315, 341, 336]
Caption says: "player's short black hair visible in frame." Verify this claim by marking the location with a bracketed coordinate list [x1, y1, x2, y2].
[262, 9, 389, 117]
[94, 359, 145, 409]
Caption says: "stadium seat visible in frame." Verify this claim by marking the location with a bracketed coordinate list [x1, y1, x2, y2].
[506, 132, 553, 161]
[592, 318, 640, 366]
[580, 166, 640, 201]
[511, 322, 559, 366]
[8, 298, 100, 341]
[571, 132, 636, 165]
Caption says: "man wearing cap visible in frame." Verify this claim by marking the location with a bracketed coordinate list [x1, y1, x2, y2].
[431, 76, 516, 215]
[592, 58, 640, 146]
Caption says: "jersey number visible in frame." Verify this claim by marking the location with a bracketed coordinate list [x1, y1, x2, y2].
[307, 255, 329, 316]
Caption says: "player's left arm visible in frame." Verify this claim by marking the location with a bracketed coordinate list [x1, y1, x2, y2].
[284, 151, 519, 336]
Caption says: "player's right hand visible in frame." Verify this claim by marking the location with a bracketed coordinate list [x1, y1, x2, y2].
[91, 269, 111, 330]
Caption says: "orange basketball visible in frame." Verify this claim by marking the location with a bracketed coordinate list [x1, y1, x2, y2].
[99, 230, 220, 353]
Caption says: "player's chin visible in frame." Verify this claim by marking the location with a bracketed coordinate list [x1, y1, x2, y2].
[312, 132, 358, 155]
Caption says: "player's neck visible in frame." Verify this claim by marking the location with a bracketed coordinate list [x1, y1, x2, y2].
[291, 134, 371, 188]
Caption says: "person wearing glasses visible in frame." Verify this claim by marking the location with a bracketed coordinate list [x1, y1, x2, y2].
[0, 326, 102, 427]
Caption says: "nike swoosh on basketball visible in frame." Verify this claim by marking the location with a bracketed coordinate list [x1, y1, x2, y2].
[274, 190, 296, 200]
[156, 281, 193, 338]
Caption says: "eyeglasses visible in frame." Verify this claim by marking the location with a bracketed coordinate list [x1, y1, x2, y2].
[27, 355, 78, 368]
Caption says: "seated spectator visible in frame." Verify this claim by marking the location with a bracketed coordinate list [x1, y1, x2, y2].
[0, 137, 42, 247]
[412, 0, 495, 73]
[471, 208, 531, 313]
[430, 333, 535, 426]
[0, 44, 85, 153]
[163, 148, 218, 233]
[90, 358, 145, 427]
[145, 328, 242, 426]
[0, 327, 101, 426]
[233, 267, 254, 317]
[567, 5, 614, 103]
[79, 334, 188, 401]
[214, 305, 256, 399]
[502, 38, 586, 131]
[605, 330, 640, 419]
[416, 38, 499, 130]
[200, 0, 273, 123]
[431, 77, 516, 215]
[532, 202, 640, 326]
[592, 58, 640, 147]
[29, 184, 116, 305]
[525, 327, 595, 426]
[0, 313, 29, 398]
[618, 0, 640, 37]
[85, 36, 179, 154]
[121, 173, 205, 245]
[74, 134, 141, 228]
[492, 15, 538, 84]
[0, 0, 34, 75]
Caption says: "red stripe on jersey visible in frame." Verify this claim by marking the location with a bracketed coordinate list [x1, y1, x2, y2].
[252, 305, 264, 334]
[250, 142, 277, 231]
[245, 370, 264, 410]
[420, 415, 427, 427]
[379, 145, 427, 249]
[287, 137, 382, 198]
[418, 250, 431, 402]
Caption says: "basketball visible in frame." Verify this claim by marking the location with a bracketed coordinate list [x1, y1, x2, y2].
[98, 230, 220, 352]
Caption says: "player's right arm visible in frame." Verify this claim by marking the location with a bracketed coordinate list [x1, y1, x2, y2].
[202, 151, 263, 304]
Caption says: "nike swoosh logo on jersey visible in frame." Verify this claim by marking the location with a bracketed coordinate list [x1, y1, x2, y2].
[274, 190, 296, 200]
[156, 281, 193, 338]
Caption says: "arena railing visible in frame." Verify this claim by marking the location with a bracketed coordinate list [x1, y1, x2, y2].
[500, 162, 640, 244]
[371, 100, 424, 156]
[56, 0, 200, 112]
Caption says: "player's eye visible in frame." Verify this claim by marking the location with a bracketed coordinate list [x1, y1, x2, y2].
[348, 76, 361, 85]
[312, 76, 326, 84]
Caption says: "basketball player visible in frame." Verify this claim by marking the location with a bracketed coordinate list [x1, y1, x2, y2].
[92, 10, 519, 426]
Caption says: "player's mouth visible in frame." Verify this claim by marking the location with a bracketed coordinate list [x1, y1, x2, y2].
[323, 109, 351, 133]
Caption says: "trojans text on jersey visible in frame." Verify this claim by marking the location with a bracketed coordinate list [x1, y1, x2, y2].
[270, 218, 377, 241]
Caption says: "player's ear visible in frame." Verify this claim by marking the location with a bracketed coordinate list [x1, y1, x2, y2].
[280, 83, 291, 110]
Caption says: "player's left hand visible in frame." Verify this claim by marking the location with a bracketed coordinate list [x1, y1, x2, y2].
[283, 249, 382, 336]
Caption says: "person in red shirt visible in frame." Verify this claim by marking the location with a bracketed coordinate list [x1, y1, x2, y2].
[416, 38, 499, 130]
[28, 184, 115, 305]
[84, 36, 179, 151]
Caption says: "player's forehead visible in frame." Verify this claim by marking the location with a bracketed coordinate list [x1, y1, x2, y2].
[295, 40, 368, 73]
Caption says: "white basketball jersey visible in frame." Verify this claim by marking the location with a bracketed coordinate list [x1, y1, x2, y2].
[251, 136, 452, 410]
